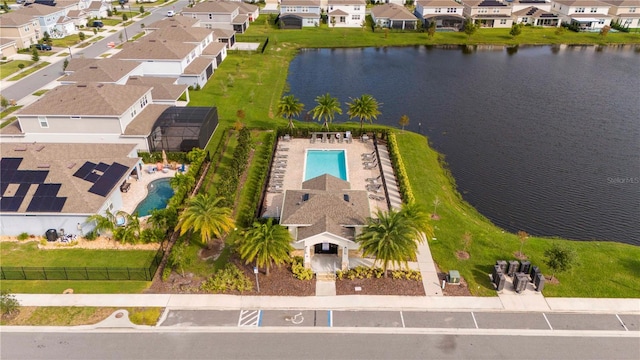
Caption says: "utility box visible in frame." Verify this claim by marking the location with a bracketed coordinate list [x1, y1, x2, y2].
[530, 266, 540, 282]
[492, 265, 502, 283]
[519, 260, 531, 274]
[45, 229, 58, 242]
[535, 273, 545, 292]
[513, 272, 528, 293]
[495, 273, 506, 291]
[496, 260, 507, 273]
[448, 270, 460, 284]
[507, 260, 519, 276]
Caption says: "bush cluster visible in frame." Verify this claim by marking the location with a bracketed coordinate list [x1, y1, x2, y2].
[387, 132, 415, 204]
[215, 128, 252, 207]
[335, 266, 422, 281]
[168, 148, 206, 209]
[291, 256, 314, 280]
[200, 264, 253, 293]
[0, 290, 20, 317]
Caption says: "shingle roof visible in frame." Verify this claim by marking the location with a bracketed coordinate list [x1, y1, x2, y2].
[302, 174, 351, 192]
[0, 142, 139, 214]
[183, 57, 213, 75]
[416, 0, 464, 7]
[328, 9, 349, 16]
[17, 3, 63, 16]
[17, 83, 152, 116]
[112, 39, 197, 60]
[123, 104, 171, 135]
[0, 38, 17, 47]
[126, 76, 188, 101]
[186, 0, 244, 13]
[146, 16, 200, 29]
[281, 0, 321, 5]
[513, 6, 558, 17]
[202, 41, 226, 56]
[370, 4, 418, 20]
[328, 0, 367, 5]
[0, 12, 37, 27]
[145, 26, 213, 43]
[87, 1, 103, 10]
[551, 0, 609, 6]
[213, 28, 235, 38]
[599, 0, 640, 5]
[62, 59, 140, 83]
[281, 189, 370, 226]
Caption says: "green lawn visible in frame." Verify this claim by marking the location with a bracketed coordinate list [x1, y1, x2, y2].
[395, 131, 640, 297]
[7, 62, 50, 81]
[0, 280, 150, 294]
[0, 241, 157, 267]
[0, 60, 35, 80]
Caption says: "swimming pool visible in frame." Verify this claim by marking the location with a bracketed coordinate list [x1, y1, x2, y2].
[134, 178, 174, 217]
[304, 150, 348, 181]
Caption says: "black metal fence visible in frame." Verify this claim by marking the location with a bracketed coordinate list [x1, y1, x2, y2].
[0, 248, 164, 281]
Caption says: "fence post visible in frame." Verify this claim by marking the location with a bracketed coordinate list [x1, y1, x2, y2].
[106, 267, 110, 280]
[127, 267, 131, 280]
[85, 267, 89, 280]
[64, 267, 68, 280]
[43, 267, 47, 280]
[22, 267, 26, 280]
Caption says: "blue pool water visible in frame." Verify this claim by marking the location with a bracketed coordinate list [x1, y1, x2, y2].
[304, 150, 348, 181]
[134, 178, 174, 217]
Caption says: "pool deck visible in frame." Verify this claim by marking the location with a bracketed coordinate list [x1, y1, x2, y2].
[262, 137, 389, 218]
[120, 167, 177, 215]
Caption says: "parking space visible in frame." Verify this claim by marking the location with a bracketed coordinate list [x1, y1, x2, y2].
[259, 310, 318, 327]
[403, 311, 476, 329]
[473, 312, 550, 330]
[160, 310, 240, 327]
[618, 314, 640, 331]
[332, 311, 403, 328]
[545, 313, 625, 331]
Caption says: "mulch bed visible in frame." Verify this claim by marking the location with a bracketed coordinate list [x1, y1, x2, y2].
[437, 272, 472, 296]
[335, 276, 425, 296]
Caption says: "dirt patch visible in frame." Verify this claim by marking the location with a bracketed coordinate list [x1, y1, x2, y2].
[545, 275, 560, 285]
[1, 235, 160, 251]
[513, 252, 528, 260]
[198, 240, 224, 261]
[455, 251, 470, 260]
[336, 277, 425, 296]
[437, 272, 472, 296]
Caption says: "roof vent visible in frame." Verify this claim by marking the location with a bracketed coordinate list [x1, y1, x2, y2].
[149, 39, 156, 42]
[35, 145, 45, 152]
[37, 164, 50, 169]
[14, 145, 27, 151]
[97, 84, 104, 88]
[67, 162, 76, 169]
[77, 85, 87, 88]
[89, 66, 98, 69]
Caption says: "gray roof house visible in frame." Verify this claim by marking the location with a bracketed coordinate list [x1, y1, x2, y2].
[0, 142, 141, 237]
[280, 174, 371, 272]
[370, 3, 419, 29]
[60, 58, 144, 85]
[181, 0, 259, 34]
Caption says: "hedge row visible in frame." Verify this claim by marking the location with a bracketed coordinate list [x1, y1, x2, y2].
[167, 148, 207, 209]
[386, 132, 415, 204]
[214, 127, 252, 208]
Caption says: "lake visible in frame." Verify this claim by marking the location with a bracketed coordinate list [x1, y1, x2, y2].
[287, 45, 640, 245]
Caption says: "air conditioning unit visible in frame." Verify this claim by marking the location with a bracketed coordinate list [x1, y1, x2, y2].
[519, 260, 531, 274]
[507, 260, 519, 276]
[496, 260, 507, 273]
[495, 273, 506, 291]
[513, 272, 528, 293]
[492, 265, 502, 284]
[534, 273, 545, 292]
[448, 270, 460, 284]
[530, 265, 540, 282]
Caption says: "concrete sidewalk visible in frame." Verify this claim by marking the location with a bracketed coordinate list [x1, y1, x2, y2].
[13, 294, 640, 314]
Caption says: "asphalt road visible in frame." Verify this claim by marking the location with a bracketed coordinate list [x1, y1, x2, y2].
[1, 0, 189, 102]
[1, 331, 638, 360]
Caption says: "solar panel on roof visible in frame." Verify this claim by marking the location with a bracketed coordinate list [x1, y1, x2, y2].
[85, 172, 100, 183]
[95, 162, 110, 172]
[0, 158, 22, 171]
[73, 161, 97, 179]
[88, 162, 129, 197]
[0, 197, 22, 212]
[16, 184, 30, 197]
[28, 196, 65, 212]
[32, 171, 48, 184]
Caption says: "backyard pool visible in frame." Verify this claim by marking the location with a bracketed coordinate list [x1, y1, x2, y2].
[304, 150, 348, 181]
[134, 178, 174, 217]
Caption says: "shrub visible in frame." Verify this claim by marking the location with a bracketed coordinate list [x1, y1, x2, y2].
[291, 257, 314, 280]
[0, 290, 20, 317]
[128, 307, 162, 326]
[387, 132, 415, 204]
[200, 264, 253, 293]
[84, 230, 98, 241]
[161, 267, 172, 282]
[17, 232, 29, 240]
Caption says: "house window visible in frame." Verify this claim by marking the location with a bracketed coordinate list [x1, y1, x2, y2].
[25, 25, 30, 31]
[209, 14, 212, 19]
[286, 7, 294, 12]
[500, 19, 507, 24]
[522, 17, 528, 23]
[302, 7, 309, 13]
[576, 7, 585, 13]
[354, 6, 360, 11]
[106, 201, 114, 212]
[353, 15, 360, 20]
[590, 7, 597, 13]
[205, 23, 212, 29]
[493, 9, 500, 13]
[630, 7, 636, 12]
[624, 19, 631, 25]
[447, 8, 456, 13]
[340, 16, 345, 22]
[598, 18, 605, 24]
[435, 8, 441, 13]
[131, 107, 137, 117]
[140, 95, 148, 108]
[38, 116, 48, 128]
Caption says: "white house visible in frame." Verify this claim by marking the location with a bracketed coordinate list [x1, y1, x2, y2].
[85, 0, 109, 19]
[601, 0, 640, 28]
[414, 0, 465, 30]
[550, 0, 612, 30]
[181, 0, 259, 33]
[0, 12, 40, 49]
[370, 3, 419, 29]
[326, 0, 366, 28]
[512, 6, 561, 26]
[144, 25, 216, 57]
[510, 0, 553, 12]
[461, 0, 513, 28]
[279, 0, 322, 28]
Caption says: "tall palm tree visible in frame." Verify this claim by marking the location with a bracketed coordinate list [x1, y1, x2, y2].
[401, 201, 433, 242]
[276, 95, 304, 131]
[175, 194, 235, 248]
[310, 93, 342, 130]
[238, 218, 293, 275]
[346, 94, 381, 131]
[357, 208, 417, 277]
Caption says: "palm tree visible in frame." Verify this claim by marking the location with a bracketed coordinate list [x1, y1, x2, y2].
[114, 212, 141, 244]
[357, 208, 417, 277]
[346, 94, 381, 131]
[175, 194, 235, 248]
[276, 95, 304, 131]
[148, 207, 178, 232]
[238, 218, 293, 275]
[401, 201, 433, 241]
[85, 209, 117, 237]
[310, 93, 342, 130]
[399, 114, 409, 132]
[170, 172, 195, 192]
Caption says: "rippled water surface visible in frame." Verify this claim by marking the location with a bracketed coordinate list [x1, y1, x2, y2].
[287, 46, 640, 245]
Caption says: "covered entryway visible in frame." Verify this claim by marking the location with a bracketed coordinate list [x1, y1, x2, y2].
[314, 243, 338, 254]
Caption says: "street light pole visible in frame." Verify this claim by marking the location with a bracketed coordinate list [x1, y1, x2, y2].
[68, 46, 72, 59]
[123, 27, 129, 42]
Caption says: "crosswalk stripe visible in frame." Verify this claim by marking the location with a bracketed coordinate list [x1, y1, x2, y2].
[238, 310, 261, 327]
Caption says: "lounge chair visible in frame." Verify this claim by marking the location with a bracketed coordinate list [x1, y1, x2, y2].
[364, 163, 378, 170]
[366, 175, 381, 182]
[273, 169, 286, 174]
[363, 160, 377, 166]
[366, 184, 381, 190]
[283, 134, 291, 141]
[276, 154, 288, 159]
[345, 131, 352, 143]
[278, 146, 289, 151]
[268, 189, 283, 193]
[369, 194, 385, 201]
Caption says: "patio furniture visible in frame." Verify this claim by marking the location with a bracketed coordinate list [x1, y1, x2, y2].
[276, 154, 288, 159]
[329, 134, 335, 143]
[364, 162, 377, 170]
[366, 175, 381, 182]
[120, 181, 131, 193]
[369, 194, 385, 201]
[147, 166, 156, 174]
[345, 131, 352, 143]
[361, 134, 369, 142]
[283, 134, 291, 141]
[336, 133, 343, 143]
[278, 145, 289, 151]
[273, 169, 286, 174]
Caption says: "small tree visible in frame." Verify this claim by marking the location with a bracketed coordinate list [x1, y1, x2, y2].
[79, 32, 86, 41]
[93, 28, 98, 35]
[63, 58, 69, 71]
[1, 96, 9, 109]
[432, 196, 441, 217]
[398, 114, 409, 132]
[427, 21, 436, 39]
[122, 13, 128, 21]
[544, 243, 577, 281]
[31, 47, 39, 62]
[0, 290, 20, 318]
[168, 241, 191, 277]
[464, 18, 477, 39]
[510, 23, 522, 38]
[3, 1, 10, 12]
[517, 230, 528, 258]
[107, 8, 113, 17]
[43, 31, 51, 45]
[17, 63, 25, 70]
[139, 5, 144, 13]
[599, 25, 611, 37]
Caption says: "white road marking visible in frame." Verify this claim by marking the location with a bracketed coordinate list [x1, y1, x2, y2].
[615, 314, 629, 331]
[543, 313, 553, 330]
[400, 311, 405, 328]
[238, 310, 260, 327]
[471, 312, 479, 329]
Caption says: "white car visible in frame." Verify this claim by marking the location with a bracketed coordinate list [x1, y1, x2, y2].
[167, 10, 175, 17]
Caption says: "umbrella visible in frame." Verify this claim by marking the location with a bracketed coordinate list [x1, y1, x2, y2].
[162, 150, 168, 167]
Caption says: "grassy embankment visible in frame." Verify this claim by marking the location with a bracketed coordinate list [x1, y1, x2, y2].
[0, 306, 163, 326]
[188, 22, 640, 298]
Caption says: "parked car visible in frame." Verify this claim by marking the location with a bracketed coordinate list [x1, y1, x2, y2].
[33, 43, 52, 51]
[92, 21, 104, 28]
[167, 10, 175, 17]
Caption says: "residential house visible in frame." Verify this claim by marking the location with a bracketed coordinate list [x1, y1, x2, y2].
[279, 0, 322, 29]
[111, 38, 214, 88]
[461, 0, 513, 28]
[144, 25, 216, 57]
[181, 0, 259, 33]
[600, 0, 640, 28]
[60, 58, 144, 85]
[414, 0, 465, 30]
[65, 9, 89, 29]
[0, 12, 40, 49]
[510, 0, 553, 12]
[126, 76, 190, 106]
[143, 15, 201, 35]
[0, 142, 142, 236]
[17, 3, 74, 38]
[201, 40, 228, 68]
[0, 38, 18, 58]
[280, 174, 371, 272]
[211, 27, 236, 48]
[85, 0, 109, 19]
[550, 0, 612, 30]
[326, 0, 366, 28]
[512, 6, 561, 26]
[370, 3, 419, 29]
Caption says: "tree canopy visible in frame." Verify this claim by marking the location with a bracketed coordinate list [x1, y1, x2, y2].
[310, 93, 342, 130]
[238, 218, 293, 275]
[346, 94, 381, 131]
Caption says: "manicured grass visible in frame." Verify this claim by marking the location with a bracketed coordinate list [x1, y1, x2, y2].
[395, 131, 640, 297]
[0, 60, 35, 80]
[0, 106, 21, 120]
[0, 306, 163, 326]
[0, 117, 17, 129]
[0, 241, 157, 267]
[32, 89, 49, 96]
[51, 35, 85, 48]
[7, 62, 50, 81]
[0, 280, 150, 294]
